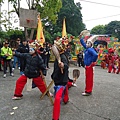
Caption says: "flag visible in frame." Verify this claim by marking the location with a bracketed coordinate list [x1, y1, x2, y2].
[62, 18, 67, 38]
[36, 14, 45, 45]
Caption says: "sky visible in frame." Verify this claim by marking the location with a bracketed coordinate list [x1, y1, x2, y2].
[1, 0, 120, 30]
[74, 0, 120, 30]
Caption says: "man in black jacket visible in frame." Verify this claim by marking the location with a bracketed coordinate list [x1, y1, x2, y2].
[12, 47, 47, 100]
[16, 40, 29, 75]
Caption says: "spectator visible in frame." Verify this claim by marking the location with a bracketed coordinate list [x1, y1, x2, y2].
[46, 42, 51, 69]
[12, 38, 21, 71]
[77, 51, 84, 67]
[39, 43, 47, 68]
[1, 40, 14, 78]
[16, 40, 29, 75]
[0, 41, 3, 71]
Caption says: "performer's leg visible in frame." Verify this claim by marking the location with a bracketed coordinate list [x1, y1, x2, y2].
[85, 66, 93, 93]
[67, 81, 73, 89]
[108, 65, 113, 73]
[103, 62, 106, 69]
[108, 61, 113, 73]
[33, 76, 46, 93]
[14, 75, 27, 97]
[63, 85, 69, 104]
[116, 67, 120, 74]
[52, 86, 64, 120]
[113, 67, 116, 73]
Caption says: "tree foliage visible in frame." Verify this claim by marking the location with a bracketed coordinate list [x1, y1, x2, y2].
[105, 21, 120, 40]
[51, 0, 85, 37]
[91, 25, 106, 35]
[90, 21, 120, 42]
[8, 0, 62, 24]
[6, 0, 62, 41]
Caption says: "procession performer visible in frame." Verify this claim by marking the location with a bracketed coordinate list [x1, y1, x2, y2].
[79, 30, 98, 96]
[12, 42, 47, 100]
[107, 48, 114, 73]
[51, 38, 69, 120]
[116, 55, 120, 74]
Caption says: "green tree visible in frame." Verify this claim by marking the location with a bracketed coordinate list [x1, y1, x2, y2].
[2, 0, 62, 41]
[105, 21, 120, 41]
[7, 29, 24, 40]
[51, 0, 85, 37]
[91, 25, 106, 35]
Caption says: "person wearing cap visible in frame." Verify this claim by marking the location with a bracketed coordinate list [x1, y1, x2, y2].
[51, 38, 69, 120]
[12, 45, 48, 100]
[1, 40, 14, 78]
[79, 31, 98, 96]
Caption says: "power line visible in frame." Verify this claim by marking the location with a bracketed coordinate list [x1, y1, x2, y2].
[85, 14, 120, 21]
[78, 0, 120, 8]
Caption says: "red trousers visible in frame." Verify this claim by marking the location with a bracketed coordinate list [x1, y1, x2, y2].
[116, 66, 120, 74]
[67, 81, 73, 89]
[108, 60, 113, 73]
[113, 67, 116, 73]
[14, 75, 46, 97]
[85, 65, 93, 93]
[52, 85, 69, 120]
[101, 61, 106, 69]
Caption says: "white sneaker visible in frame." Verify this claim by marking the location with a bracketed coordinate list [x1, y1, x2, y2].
[3, 74, 6, 78]
[49, 92, 53, 97]
[10, 73, 14, 77]
[46, 92, 53, 97]
[72, 83, 77, 87]
[12, 96, 23, 100]
[82, 92, 92, 96]
[12, 68, 15, 71]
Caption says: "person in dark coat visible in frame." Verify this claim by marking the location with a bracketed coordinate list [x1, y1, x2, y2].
[39, 43, 47, 68]
[51, 38, 69, 120]
[16, 40, 29, 75]
[77, 50, 84, 67]
[46, 42, 51, 69]
[12, 46, 47, 100]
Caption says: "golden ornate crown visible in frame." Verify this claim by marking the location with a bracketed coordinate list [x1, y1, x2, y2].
[54, 38, 67, 52]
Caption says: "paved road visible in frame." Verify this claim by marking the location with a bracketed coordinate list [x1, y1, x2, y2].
[0, 63, 120, 120]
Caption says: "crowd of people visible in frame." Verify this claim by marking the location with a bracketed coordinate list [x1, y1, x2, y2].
[0, 38, 51, 77]
[100, 48, 120, 74]
[0, 31, 119, 120]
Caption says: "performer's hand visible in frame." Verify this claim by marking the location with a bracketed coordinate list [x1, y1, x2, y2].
[58, 62, 64, 68]
[79, 34, 83, 39]
[91, 62, 96, 67]
[41, 75, 45, 80]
